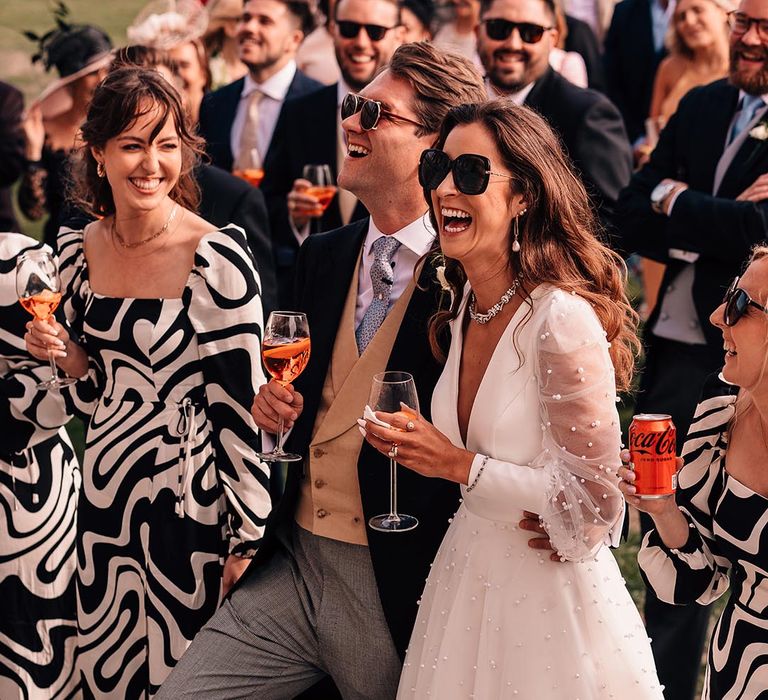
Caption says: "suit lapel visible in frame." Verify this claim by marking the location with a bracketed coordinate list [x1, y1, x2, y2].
[220, 78, 245, 170]
[289, 221, 368, 451]
[717, 115, 768, 197]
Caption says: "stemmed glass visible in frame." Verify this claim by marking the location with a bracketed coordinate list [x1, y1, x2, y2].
[302, 164, 337, 232]
[257, 311, 311, 462]
[16, 249, 76, 391]
[368, 371, 419, 532]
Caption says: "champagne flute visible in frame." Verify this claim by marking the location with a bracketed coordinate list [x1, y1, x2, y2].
[257, 311, 311, 462]
[16, 249, 76, 391]
[368, 371, 419, 532]
[302, 164, 337, 232]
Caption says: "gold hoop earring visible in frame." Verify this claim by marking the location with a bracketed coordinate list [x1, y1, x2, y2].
[512, 208, 526, 253]
[97, 162, 105, 178]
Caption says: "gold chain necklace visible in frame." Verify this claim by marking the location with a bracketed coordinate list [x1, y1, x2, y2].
[112, 204, 179, 249]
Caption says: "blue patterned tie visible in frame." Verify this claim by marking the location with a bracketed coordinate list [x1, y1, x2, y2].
[356, 235, 401, 353]
[730, 95, 765, 144]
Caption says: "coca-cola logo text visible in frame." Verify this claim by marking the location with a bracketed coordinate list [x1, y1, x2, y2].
[630, 427, 676, 457]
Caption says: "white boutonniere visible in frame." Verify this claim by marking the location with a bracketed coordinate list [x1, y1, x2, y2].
[749, 121, 768, 141]
[436, 264, 450, 292]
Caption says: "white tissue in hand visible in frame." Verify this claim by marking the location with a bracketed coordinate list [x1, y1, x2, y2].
[363, 404, 392, 429]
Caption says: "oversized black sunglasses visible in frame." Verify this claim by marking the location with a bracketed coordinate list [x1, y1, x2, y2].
[336, 20, 398, 41]
[483, 18, 554, 43]
[723, 276, 768, 326]
[341, 93, 424, 131]
[418, 149, 514, 195]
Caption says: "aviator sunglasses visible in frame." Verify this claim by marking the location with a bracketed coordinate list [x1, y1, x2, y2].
[483, 18, 554, 43]
[723, 276, 768, 326]
[341, 93, 424, 131]
[336, 20, 398, 41]
[418, 149, 514, 195]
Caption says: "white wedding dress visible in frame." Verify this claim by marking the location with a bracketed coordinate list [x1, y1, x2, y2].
[398, 285, 663, 699]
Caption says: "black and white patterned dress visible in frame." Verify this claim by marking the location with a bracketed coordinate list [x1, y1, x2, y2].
[0, 233, 80, 699]
[639, 379, 768, 700]
[58, 225, 269, 698]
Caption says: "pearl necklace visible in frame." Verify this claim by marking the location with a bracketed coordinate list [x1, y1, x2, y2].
[468, 276, 522, 325]
[112, 204, 179, 249]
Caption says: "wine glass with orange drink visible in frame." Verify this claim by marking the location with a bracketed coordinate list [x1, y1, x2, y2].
[233, 149, 265, 187]
[257, 311, 311, 462]
[367, 371, 419, 532]
[16, 249, 76, 391]
[302, 164, 337, 231]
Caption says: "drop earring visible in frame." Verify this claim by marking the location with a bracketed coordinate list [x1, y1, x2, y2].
[512, 208, 526, 253]
[97, 162, 105, 178]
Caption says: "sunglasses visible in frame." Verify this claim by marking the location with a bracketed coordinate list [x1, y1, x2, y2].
[341, 93, 424, 131]
[723, 276, 768, 326]
[483, 18, 554, 43]
[336, 20, 398, 41]
[418, 149, 514, 195]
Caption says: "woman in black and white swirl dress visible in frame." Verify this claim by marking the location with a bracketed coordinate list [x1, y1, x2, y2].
[24, 68, 269, 698]
[1, 233, 79, 699]
[620, 246, 768, 699]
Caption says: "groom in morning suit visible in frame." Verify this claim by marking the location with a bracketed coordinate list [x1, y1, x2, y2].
[158, 43, 488, 699]
[616, 0, 768, 696]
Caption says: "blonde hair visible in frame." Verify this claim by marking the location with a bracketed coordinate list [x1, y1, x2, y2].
[667, 0, 734, 58]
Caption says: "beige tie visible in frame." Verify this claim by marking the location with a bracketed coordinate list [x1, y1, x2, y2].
[235, 90, 264, 170]
[336, 116, 359, 224]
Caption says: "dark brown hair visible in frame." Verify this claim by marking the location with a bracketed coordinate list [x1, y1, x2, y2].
[387, 42, 487, 137]
[426, 101, 640, 392]
[69, 67, 204, 218]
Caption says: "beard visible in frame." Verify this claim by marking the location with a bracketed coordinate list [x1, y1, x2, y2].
[482, 48, 543, 95]
[729, 41, 768, 95]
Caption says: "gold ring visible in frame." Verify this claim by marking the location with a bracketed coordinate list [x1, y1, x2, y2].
[406, 420, 415, 431]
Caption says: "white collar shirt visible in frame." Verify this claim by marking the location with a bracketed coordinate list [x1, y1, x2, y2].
[230, 60, 298, 164]
[355, 213, 436, 327]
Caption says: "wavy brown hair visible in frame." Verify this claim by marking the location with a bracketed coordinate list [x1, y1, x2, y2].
[69, 67, 204, 218]
[426, 101, 640, 392]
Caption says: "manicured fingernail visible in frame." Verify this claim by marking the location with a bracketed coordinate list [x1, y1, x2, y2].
[358, 426, 366, 437]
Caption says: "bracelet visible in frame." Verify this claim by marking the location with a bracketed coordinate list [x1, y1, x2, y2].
[465, 454, 489, 492]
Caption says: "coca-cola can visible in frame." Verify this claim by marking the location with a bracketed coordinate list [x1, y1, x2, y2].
[628, 414, 677, 498]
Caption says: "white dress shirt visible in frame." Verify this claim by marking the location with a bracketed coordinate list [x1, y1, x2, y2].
[354, 213, 436, 327]
[230, 60, 298, 164]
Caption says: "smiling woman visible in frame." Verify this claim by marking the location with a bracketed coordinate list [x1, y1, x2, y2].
[23, 67, 269, 698]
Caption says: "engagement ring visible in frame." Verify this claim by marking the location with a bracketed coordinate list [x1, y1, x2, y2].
[406, 421, 415, 431]
[388, 445, 398, 459]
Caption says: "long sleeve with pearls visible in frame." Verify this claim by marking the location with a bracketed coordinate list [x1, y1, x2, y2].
[463, 291, 624, 561]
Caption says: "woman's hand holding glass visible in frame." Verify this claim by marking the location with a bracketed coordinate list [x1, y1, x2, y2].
[361, 408, 474, 485]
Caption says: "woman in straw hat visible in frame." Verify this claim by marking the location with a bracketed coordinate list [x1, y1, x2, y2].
[18, 16, 112, 250]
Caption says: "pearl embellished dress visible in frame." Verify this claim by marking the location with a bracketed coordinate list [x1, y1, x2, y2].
[398, 285, 663, 699]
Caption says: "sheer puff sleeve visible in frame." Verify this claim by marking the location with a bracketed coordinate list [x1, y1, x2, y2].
[186, 226, 270, 557]
[464, 290, 624, 562]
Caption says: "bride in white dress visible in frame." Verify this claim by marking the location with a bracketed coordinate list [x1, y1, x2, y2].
[362, 101, 664, 698]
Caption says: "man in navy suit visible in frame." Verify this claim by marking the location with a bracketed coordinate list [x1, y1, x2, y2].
[198, 0, 322, 174]
[476, 0, 633, 232]
[261, 0, 405, 306]
[0, 81, 24, 233]
[617, 2, 768, 696]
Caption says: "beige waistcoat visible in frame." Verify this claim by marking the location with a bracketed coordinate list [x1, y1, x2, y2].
[295, 251, 417, 545]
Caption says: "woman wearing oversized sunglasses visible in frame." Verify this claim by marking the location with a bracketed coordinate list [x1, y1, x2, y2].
[619, 246, 768, 700]
[361, 100, 663, 698]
